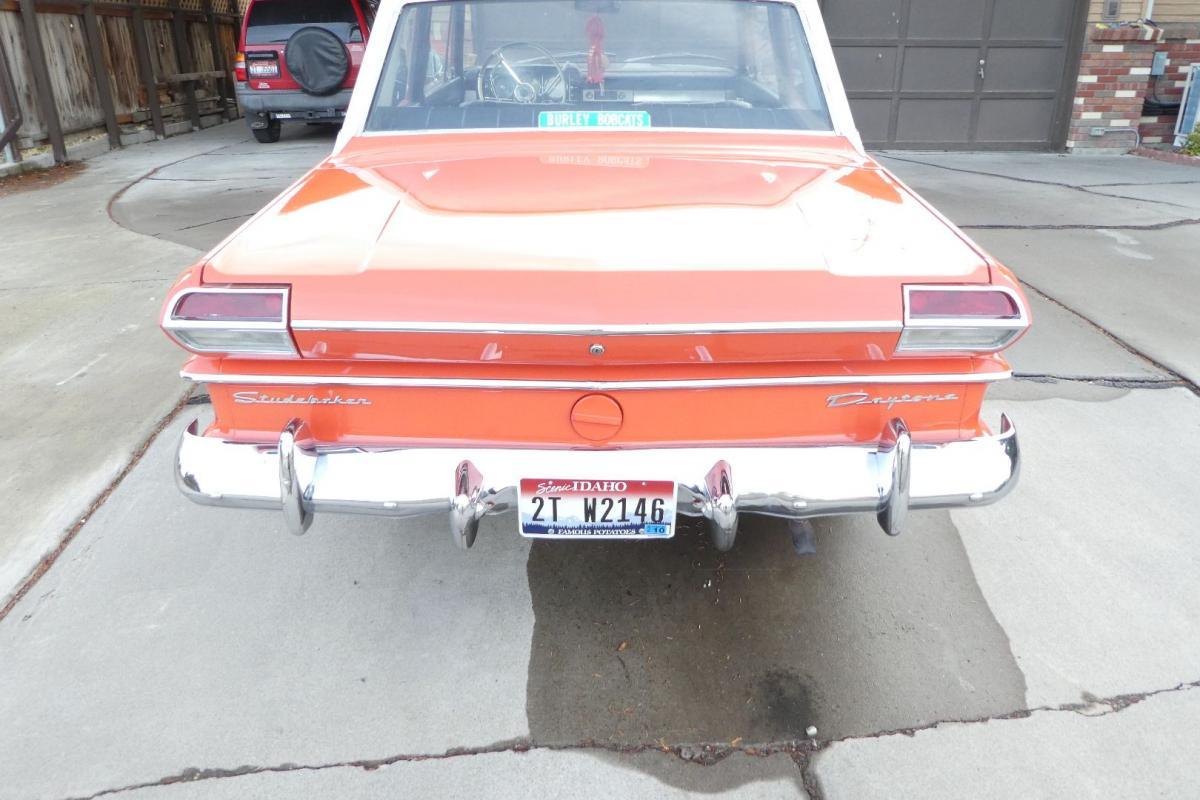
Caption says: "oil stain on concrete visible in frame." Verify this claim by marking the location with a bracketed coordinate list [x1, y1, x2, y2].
[525, 512, 1027, 751]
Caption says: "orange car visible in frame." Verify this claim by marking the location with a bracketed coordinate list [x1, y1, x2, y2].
[164, 0, 1028, 551]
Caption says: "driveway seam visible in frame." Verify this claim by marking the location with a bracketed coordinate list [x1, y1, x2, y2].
[961, 218, 1200, 232]
[53, 680, 1199, 800]
[0, 388, 194, 623]
[1017, 282, 1200, 397]
[104, 143, 237, 232]
[1014, 375, 1188, 390]
[879, 154, 1200, 212]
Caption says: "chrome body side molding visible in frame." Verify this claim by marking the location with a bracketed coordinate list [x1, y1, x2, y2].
[289, 320, 905, 335]
[182, 370, 1012, 391]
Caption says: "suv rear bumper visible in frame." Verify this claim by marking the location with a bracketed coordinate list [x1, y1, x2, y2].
[175, 415, 1020, 551]
[236, 84, 353, 118]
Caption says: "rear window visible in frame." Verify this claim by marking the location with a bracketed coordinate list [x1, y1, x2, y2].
[245, 0, 362, 44]
[365, 0, 833, 134]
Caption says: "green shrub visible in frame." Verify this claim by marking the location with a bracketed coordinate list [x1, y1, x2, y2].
[1183, 130, 1200, 157]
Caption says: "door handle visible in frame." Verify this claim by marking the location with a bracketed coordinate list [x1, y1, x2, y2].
[978, 59, 986, 81]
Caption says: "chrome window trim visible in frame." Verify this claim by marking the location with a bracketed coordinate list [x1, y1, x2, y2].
[289, 320, 904, 335]
[897, 284, 1031, 355]
[349, 126, 848, 141]
[334, 0, 864, 153]
[181, 370, 1011, 391]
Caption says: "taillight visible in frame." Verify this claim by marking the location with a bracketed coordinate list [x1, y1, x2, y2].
[234, 52, 247, 82]
[898, 285, 1029, 353]
[163, 287, 297, 356]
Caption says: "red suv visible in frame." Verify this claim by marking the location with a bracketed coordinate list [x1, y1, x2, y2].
[234, 0, 374, 143]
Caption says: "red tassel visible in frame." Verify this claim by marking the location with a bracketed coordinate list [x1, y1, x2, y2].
[586, 14, 607, 86]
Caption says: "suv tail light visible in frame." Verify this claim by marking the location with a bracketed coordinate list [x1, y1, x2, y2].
[163, 287, 297, 356]
[898, 285, 1029, 353]
[234, 52, 247, 82]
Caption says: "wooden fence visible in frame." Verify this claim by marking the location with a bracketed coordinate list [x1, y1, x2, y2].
[0, 0, 242, 164]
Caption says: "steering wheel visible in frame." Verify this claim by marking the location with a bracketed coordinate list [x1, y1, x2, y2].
[477, 42, 568, 104]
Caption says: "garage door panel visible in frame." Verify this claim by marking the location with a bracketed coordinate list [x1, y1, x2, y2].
[848, 98, 893, 142]
[828, 0, 1082, 148]
[895, 99, 973, 143]
[976, 98, 1057, 142]
[901, 48, 979, 92]
[823, 0, 903, 39]
[907, 0, 987, 39]
[984, 48, 1067, 93]
[835, 46, 899, 92]
[989, 0, 1074, 40]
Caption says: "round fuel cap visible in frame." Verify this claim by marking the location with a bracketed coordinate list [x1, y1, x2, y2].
[570, 394, 624, 441]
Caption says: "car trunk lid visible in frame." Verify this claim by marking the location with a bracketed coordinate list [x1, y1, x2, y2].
[203, 132, 991, 365]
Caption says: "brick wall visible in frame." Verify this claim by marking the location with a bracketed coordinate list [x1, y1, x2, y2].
[1068, 25, 1165, 150]
[1140, 24, 1200, 145]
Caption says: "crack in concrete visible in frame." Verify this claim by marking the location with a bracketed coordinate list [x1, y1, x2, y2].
[1014, 374, 1189, 390]
[172, 213, 253, 233]
[798, 679, 1200, 799]
[1080, 179, 1200, 188]
[57, 680, 1200, 800]
[61, 739, 820, 800]
[880, 154, 1199, 212]
[961, 217, 1200, 232]
[0, 389, 194, 621]
[823, 679, 1200, 746]
[1018, 282, 1200, 398]
[145, 177, 233, 183]
[0, 277, 167, 293]
[793, 750, 825, 800]
[104, 143, 237, 230]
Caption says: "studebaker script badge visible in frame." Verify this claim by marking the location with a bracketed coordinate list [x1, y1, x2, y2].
[826, 391, 959, 410]
[233, 391, 372, 406]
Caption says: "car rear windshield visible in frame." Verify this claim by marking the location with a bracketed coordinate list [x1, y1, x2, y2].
[245, 0, 362, 44]
[365, 0, 833, 133]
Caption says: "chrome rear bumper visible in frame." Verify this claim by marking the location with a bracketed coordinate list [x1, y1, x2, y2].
[175, 415, 1019, 550]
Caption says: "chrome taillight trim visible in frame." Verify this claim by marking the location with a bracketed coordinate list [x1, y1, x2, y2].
[897, 284, 1030, 355]
[162, 286, 298, 357]
[180, 369, 1012, 391]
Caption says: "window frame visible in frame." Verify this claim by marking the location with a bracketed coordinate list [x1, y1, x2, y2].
[335, 0, 861, 151]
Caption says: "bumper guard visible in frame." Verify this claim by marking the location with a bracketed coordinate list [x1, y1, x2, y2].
[175, 416, 1019, 551]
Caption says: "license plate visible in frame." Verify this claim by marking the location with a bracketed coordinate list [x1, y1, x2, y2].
[518, 479, 676, 540]
[248, 61, 279, 78]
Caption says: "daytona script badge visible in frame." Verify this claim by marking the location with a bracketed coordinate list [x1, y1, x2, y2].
[233, 391, 372, 406]
[826, 391, 959, 410]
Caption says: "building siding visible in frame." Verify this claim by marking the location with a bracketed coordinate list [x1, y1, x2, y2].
[1089, 0, 1200, 22]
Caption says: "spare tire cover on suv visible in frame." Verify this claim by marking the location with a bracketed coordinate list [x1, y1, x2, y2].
[285, 26, 350, 96]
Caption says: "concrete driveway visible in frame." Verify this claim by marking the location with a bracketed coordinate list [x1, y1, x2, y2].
[0, 123, 1197, 799]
